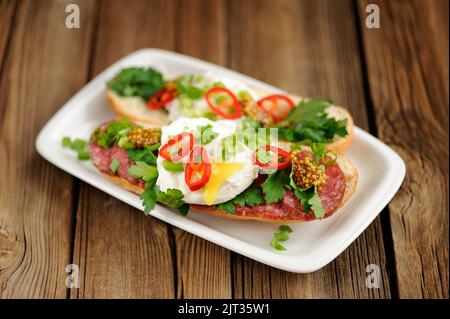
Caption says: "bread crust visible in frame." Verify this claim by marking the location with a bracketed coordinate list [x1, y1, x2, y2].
[101, 173, 145, 195]
[106, 89, 170, 127]
[101, 155, 357, 223]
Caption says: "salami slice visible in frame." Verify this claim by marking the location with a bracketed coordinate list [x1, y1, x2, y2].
[110, 145, 145, 187]
[88, 140, 112, 174]
[194, 150, 346, 221]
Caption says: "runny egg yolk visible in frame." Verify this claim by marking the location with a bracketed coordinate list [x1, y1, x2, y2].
[204, 163, 245, 205]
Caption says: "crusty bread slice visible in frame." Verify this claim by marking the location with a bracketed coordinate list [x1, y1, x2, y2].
[100, 153, 357, 223]
[106, 89, 170, 127]
[106, 88, 353, 153]
[102, 173, 145, 195]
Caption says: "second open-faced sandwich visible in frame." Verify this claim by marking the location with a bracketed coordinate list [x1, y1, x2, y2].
[86, 116, 357, 222]
[106, 67, 354, 153]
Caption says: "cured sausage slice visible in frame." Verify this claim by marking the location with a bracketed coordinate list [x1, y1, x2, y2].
[193, 150, 346, 221]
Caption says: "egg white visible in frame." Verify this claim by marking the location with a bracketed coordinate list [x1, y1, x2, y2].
[156, 117, 259, 205]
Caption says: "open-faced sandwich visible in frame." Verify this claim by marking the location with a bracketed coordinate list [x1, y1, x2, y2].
[106, 67, 354, 153]
[83, 116, 357, 222]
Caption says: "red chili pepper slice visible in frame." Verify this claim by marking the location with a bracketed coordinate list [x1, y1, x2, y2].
[205, 87, 242, 119]
[147, 87, 175, 110]
[253, 146, 291, 170]
[159, 132, 194, 161]
[185, 146, 211, 191]
[256, 94, 295, 121]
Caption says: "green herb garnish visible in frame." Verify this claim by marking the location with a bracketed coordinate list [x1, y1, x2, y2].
[62, 137, 90, 160]
[107, 67, 164, 100]
[270, 225, 293, 251]
[162, 160, 184, 172]
[126, 147, 157, 166]
[261, 169, 290, 203]
[279, 98, 348, 143]
[217, 185, 264, 214]
[110, 159, 120, 173]
[91, 118, 134, 148]
[128, 161, 158, 181]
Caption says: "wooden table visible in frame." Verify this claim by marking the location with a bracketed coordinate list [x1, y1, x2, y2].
[0, 0, 448, 299]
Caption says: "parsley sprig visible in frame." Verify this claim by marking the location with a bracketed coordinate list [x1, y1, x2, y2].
[107, 67, 164, 100]
[217, 185, 264, 214]
[128, 161, 189, 216]
[278, 98, 348, 143]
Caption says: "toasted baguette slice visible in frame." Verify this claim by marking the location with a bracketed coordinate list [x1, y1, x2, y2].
[107, 87, 353, 153]
[100, 153, 357, 223]
[107, 89, 170, 127]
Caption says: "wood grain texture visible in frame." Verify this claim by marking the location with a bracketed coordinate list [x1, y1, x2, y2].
[227, 0, 391, 298]
[0, 0, 17, 71]
[173, 0, 232, 299]
[358, 0, 449, 298]
[70, 0, 177, 299]
[0, 0, 95, 298]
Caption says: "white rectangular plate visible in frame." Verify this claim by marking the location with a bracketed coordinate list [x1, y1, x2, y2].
[36, 49, 405, 273]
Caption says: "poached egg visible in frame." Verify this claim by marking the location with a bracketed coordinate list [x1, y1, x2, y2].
[156, 117, 259, 205]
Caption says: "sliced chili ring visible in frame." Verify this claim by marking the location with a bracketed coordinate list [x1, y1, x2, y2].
[185, 146, 211, 191]
[256, 94, 295, 121]
[253, 146, 291, 170]
[205, 87, 242, 119]
[159, 132, 194, 161]
[147, 87, 175, 110]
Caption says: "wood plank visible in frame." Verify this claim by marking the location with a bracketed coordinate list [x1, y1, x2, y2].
[70, 0, 177, 298]
[0, 0, 17, 70]
[357, 0, 449, 298]
[172, 0, 232, 299]
[228, 0, 392, 298]
[0, 0, 96, 298]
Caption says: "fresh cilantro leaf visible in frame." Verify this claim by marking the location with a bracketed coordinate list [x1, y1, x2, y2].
[62, 137, 90, 160]
[287, 98, 332, 124]
[217, 185, 264, 215]
[157, 188, 185, 208]
[308, 190, 326, 219]
[107, 67, 164, 100]
[126, 147, 157, 166]
[128, 161, 158, 181]
[141, 180, 158, 215]
[270, 225, 294, 251]
[110, 159, 120, 173]
[140, 182, 189, 216]
[261, 170, 290, 203]
[177, 204, 190, 216]
[234, 185, 264, 206]
[217, 201, 236, 214]
[279, 98, 348, 143]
